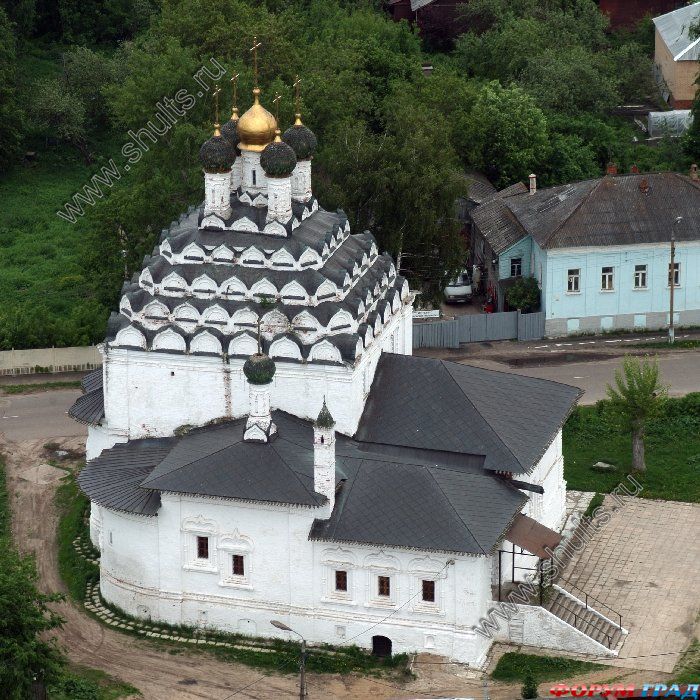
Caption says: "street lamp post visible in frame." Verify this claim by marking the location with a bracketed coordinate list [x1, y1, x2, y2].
[670, 216, 683, 345]
[271, 620, 307, 699]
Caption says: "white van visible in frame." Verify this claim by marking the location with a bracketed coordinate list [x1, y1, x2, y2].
[444, 269, 473, 303]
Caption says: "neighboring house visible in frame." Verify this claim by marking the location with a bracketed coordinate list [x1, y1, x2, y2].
[386, 0, 468, 45]
[471, 171, 700, 337]
[68, 83, 622, 667]
[653, 3, 700, 109]
[600, 0, 683, 30]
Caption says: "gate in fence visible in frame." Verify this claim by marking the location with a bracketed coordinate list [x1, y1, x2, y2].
[412, 311, 545, 349]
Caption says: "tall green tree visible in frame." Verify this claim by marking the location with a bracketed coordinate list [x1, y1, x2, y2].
[605, 357, 667, 472]
[0, 7, 23, 171]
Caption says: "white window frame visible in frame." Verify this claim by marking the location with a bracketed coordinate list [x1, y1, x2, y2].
[321, 550, 356, 605]
[567, 268, 580, 294]
[182, 516, 218, 573]
[368, 570, 398, 609]
[668, 262, 681, 287]
[601, 266, 614, 292]
[634, 264, 647, 289]
[510, 257, 522, 277]
[218, 531, 253, 589]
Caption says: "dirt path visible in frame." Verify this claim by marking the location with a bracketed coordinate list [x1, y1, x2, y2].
[2, 435, 675, 699]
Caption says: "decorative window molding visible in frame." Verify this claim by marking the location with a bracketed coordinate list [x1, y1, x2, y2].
[365, 551, 400, 609]
[218, 530, 253, 589]
[321, 547, 356, 605]
[181, 515, 218, 573]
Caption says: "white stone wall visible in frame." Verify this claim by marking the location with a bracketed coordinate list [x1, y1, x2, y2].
[204, 171, 231, 218]
[98, 493, 494, 664]
[266, 176, 292, 223]
[101, 303, 410, 441]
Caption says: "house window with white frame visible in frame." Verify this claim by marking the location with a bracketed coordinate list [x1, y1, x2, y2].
[218, 532, 253, 588]
[421, 580, 436, 602]
[601, 266, 614, 291]
[335, 570, 348, 592]
[510, 257, 522, 277]
[634, 264, 647, 289]
[567, 269, 580, 293]
[377, 575, 391, 597]
[181, 517, 218, 573]
[668, 262, 681, 287]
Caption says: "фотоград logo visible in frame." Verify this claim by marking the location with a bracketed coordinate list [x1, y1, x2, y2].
[549, 684, 700, 698]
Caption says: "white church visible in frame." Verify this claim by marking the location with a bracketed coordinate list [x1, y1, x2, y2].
[71, 73, 624, 667]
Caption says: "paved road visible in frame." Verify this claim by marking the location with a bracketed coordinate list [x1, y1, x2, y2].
[464, 351, 700, 404]
[0, 389, 86, 441]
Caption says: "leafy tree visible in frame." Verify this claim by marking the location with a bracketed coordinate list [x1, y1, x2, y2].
[466, 81, 548, 187]
[505, 276, 540, 313]
[0, 546, 65, 698]
[605, 357, 667, 472]
[0, 7, 23, 170]
[521, 671, 538, 699]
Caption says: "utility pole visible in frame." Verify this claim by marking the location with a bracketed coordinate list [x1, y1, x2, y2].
[670, 217, 682, 344]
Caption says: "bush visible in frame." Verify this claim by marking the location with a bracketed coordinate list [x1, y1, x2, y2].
[522, 672, 538, 699]
[506, 276, 541, 313]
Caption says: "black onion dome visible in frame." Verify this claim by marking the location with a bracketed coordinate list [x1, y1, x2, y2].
[243, 353, 276, 385]
[260, 139, 297, 178]
[220, 118, 240, 149]
[199, 134, 235, 173]
[282, 124, 318, 160]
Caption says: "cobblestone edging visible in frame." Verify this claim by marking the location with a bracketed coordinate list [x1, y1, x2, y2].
[74, 539, 341, 656]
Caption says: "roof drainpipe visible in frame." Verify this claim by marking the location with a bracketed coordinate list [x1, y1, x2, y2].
[529, 173, 537, 195]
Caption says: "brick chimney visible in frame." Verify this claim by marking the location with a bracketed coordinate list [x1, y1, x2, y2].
[691, 164, 698, 181]
[630, 164, 640, 174]
[606, 163, 618, 176]
[639, 177, 650, 194]
[529, 173, 537, 195]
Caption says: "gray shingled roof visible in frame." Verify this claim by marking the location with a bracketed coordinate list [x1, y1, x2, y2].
[471, 183, 528, 254]
[356, 354, 580, 474]
[653, 3, 700, 61]
[68, 369, 105, 426]
[474, 173, 700, 251]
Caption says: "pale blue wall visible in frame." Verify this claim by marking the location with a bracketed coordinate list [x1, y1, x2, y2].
[499, 238, 533, 279]
[543, 242, 700, 322]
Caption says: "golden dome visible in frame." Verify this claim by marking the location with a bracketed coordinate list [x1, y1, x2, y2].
[237, 88, 277, 152]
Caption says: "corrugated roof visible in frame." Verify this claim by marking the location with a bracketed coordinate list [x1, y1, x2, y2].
[356, 353, 580, 474]
[503, 172, 700, 249]
[471, 183, 529, 254]
[653, 3, 700, 61]
[464, 172, 498, 205]
[68, 388, 104, 426]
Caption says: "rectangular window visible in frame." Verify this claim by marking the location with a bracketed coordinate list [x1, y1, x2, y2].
[668, 262, 681, 287]
[196, 536, 209, 559]
[377, 576, 391, 597]
[252, 169, 257, 186]
[232, 554, 245, 577]
[601, 266, 614, 291]
[510, 257, 522, 277]
[422, 580, 436, 603]
[634, 264, 647, 289]
[335, 570, 348, 592]
[567, 269, 580, 293]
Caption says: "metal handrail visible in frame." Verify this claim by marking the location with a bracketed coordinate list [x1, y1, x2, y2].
[552, 599, 614, 649]
[556, 575, 623, 631]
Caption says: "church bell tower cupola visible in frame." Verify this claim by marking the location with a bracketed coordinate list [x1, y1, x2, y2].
[199, 106, 235, 220]
[242, 353, 277, 443]
[282, 76, 317, 203]
[220, 72, 242, 193]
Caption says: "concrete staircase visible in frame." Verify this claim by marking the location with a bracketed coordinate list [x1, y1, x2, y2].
[544, 588, 625, 651]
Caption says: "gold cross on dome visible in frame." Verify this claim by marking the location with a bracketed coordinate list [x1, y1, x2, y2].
[272, 93, 282, 122]
[293, 75, 302, 114]
[230, 72, 240, 115]
[250, 36, 262, 86]
[212, 84, 221, 124]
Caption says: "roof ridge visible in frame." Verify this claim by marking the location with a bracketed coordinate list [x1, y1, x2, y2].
[539, 178, 603, 249]
[440, 360, 523, 471]
[269, 440, 324, 505]
[425, 466, 487, 555]
[676, 35, 700, 60]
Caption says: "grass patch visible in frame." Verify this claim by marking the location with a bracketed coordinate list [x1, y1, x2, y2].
[674, 639, 700, 685]
[48, 666, 140, 700]
[1, 381, 82, 395]
[584, 493, 604, 518]
[636, 340, 700, 350]
[492, 652, 605, 683]
[563, 394, 700, 502]
[0, 454, 9, 539]
[55, 473, 99, 602]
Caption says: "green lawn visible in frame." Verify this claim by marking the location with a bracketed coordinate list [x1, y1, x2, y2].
[491, 652, 605, 683]
[1, 381, 82, 394]
[563, 394, 700, 502]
